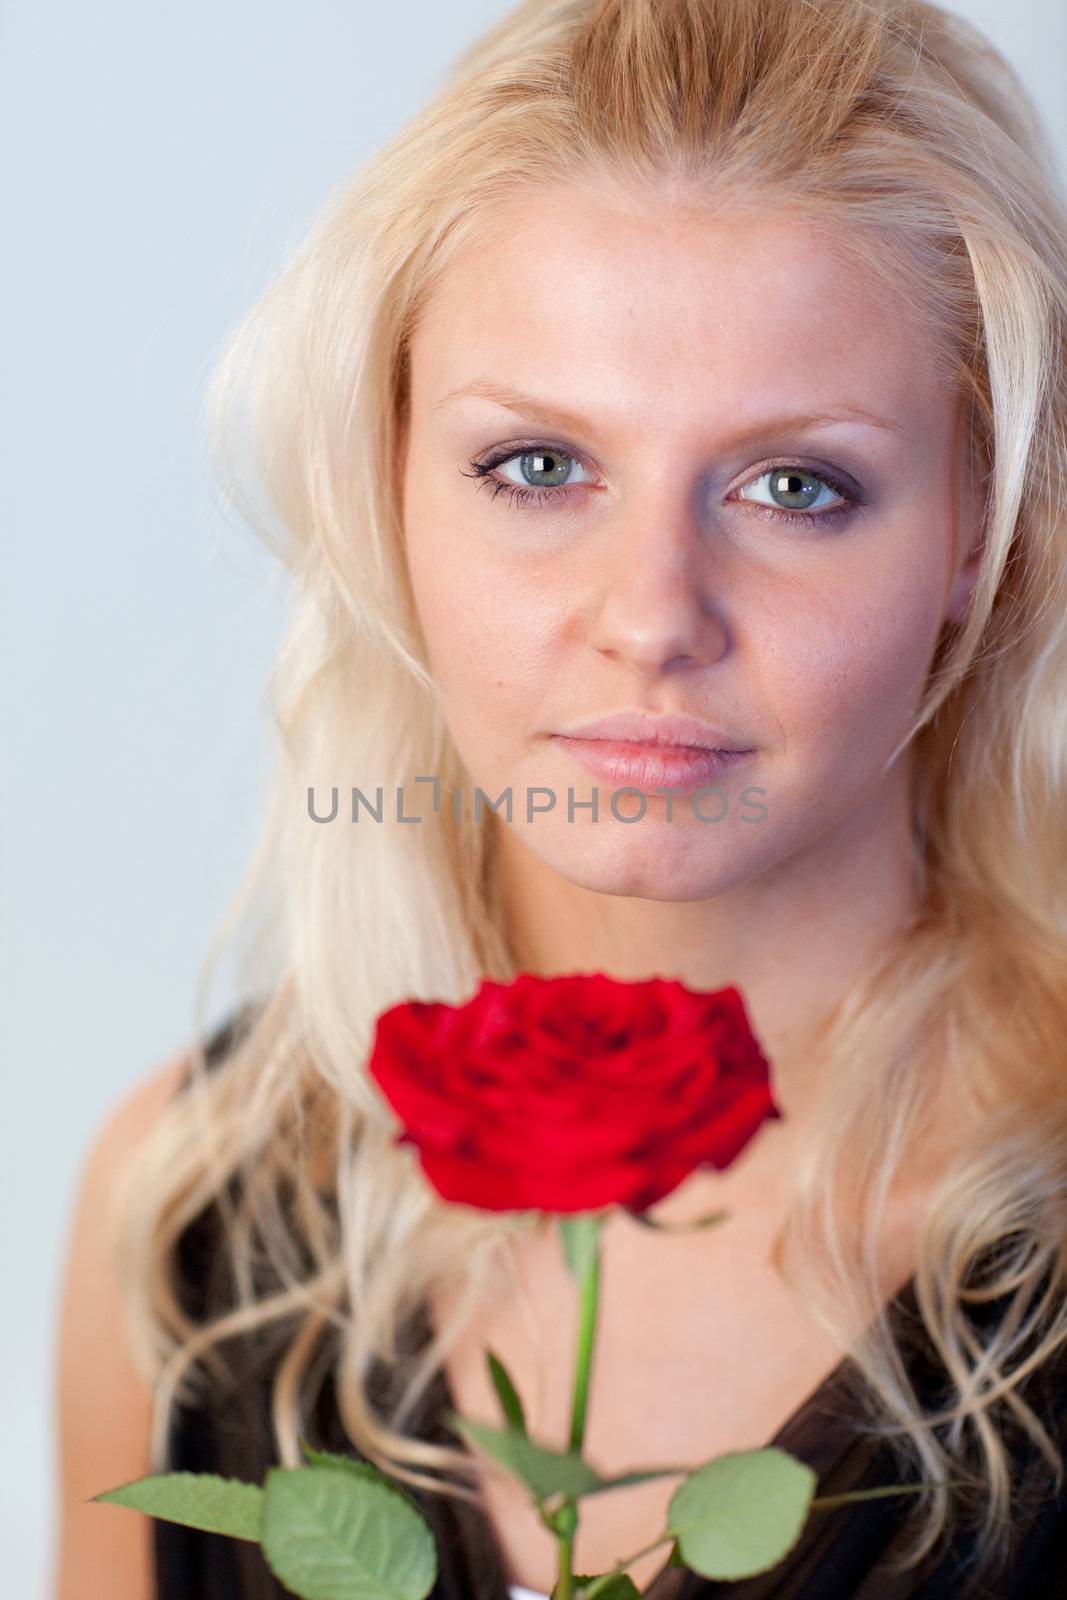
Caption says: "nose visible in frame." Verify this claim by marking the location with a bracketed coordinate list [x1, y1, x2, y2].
[586, 508, 730, 677]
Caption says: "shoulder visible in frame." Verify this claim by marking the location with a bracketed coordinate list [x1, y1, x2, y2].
[92, 1049, 192, 1172]
[61, 1046, 194, 1304]
[52, 1044, 193, 1599]
[62, 1002, 264, 1317]
[57, 1043, 193, 1385]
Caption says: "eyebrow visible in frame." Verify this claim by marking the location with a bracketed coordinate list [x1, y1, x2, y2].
[432, 379, 912, 443]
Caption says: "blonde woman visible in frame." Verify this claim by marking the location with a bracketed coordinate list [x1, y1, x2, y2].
[54, 0, 1067, 1596]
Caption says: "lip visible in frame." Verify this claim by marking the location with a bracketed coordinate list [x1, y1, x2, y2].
[552, 736, 756, 795]
[554, 710, 752, 751]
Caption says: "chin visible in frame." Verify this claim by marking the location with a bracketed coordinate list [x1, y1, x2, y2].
[531, 829, 759, 901]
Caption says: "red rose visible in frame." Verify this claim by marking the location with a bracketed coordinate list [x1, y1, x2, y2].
[367, 972, 781, 1214]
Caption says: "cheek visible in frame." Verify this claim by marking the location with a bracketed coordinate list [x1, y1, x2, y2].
[404, 498, 557, 730]
[404, 480, 483, 694]
[760, 559, 946, 764]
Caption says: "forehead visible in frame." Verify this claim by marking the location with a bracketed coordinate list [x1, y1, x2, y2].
[409, 182, 951, 438]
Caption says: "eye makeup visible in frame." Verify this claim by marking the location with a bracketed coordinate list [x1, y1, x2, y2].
[459, 441, 866, 530]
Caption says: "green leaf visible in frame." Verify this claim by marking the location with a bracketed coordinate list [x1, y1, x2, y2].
[447, 1411, 604, 1499]
[261, 1464, 437, 1599]
[90, 1471, 263, 1542]
[295, 1444, 388, 1485]
[575, 1571, 643, 1598]
[559, 1214, 600, 1283]
[485, 1348, 528, 1433]
[626, 1206, 731, 1233]
[665, 1447, 817, 1581]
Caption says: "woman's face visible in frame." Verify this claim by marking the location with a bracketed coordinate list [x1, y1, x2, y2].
[399, 182, 981, 901]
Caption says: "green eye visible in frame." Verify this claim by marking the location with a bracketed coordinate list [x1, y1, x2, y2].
[461, 443, 594, 509]
[460, 448, 858, 525]
[738, 467, 846, 515]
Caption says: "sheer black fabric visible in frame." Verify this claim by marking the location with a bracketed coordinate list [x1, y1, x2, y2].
[154, 1008, 1067, 1599]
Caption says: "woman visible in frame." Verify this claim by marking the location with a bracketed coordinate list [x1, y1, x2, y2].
[54, 0, 1067, 1596]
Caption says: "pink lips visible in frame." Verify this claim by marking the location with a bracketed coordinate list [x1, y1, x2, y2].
[552, 736, 755, 795]
[549, 708, 756, 794]
[554, 709, 751, 751]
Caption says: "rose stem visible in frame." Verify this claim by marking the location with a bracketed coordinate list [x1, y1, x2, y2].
[555, 1215, 603, 1599]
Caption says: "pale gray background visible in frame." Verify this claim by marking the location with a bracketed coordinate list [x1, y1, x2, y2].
[5, 2, 1064, 1594]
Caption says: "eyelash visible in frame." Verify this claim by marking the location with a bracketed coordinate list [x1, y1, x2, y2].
[459, 444, 859, 527]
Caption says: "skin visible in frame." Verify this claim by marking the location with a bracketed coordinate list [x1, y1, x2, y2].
[401, 177, 988, 1589]
[399, 176, 982, 1207]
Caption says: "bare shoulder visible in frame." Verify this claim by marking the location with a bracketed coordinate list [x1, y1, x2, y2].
[51, 1045, 192, 1600]
[94, 1047, 192, 1159]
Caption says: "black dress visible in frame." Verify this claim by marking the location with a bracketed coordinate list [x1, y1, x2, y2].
[154, 1008, 1067, 1599]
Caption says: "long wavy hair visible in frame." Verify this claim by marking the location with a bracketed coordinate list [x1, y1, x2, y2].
[110, 0, 1067, 1584]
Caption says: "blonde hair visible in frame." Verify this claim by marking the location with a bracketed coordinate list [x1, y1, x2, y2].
[112, 0, 1067, 1585]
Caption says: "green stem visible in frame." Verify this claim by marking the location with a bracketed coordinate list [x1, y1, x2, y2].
[554, 1217, 602, 1600]
[553, 1504, 578, 1600]
[569, 1226, 601, 1453]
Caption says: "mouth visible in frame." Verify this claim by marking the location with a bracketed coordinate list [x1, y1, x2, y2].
[552, 710, 753, 751]
[550, 734, 756, 795]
